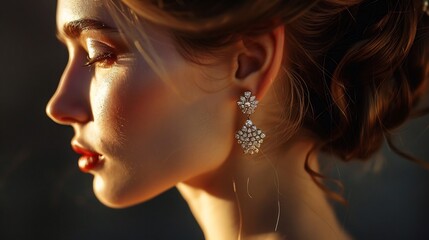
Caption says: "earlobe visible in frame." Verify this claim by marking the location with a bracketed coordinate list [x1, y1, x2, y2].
[233, 25, 285, 100]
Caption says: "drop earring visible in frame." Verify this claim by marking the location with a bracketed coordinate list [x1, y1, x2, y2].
[235, 91, 266, 154]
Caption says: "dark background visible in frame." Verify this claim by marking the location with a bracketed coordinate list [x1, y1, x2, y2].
[0, 1, 428, 239]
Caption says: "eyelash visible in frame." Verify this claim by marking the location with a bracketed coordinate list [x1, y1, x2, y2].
[84, 52, 116, 67]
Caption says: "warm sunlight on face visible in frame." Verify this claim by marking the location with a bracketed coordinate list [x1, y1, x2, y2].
[47, 0, 237, 208]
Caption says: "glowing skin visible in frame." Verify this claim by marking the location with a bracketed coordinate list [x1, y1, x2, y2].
[47, 0, 352, 239]
[48, 0, 237, 207]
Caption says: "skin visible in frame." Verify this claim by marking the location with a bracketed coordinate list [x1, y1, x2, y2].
[49, 0, 240, 207]
[47, 0, 352, 239]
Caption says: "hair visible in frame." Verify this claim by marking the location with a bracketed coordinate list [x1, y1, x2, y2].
[107, 0, 429, 203]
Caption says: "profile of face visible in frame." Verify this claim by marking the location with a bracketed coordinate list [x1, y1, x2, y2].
[47, 0, 240, 208]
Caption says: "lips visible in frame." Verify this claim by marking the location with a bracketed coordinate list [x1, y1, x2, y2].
[72, 144, 104, 172]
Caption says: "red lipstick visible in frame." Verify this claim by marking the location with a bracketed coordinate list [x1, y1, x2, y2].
[72, 145, 103, 172]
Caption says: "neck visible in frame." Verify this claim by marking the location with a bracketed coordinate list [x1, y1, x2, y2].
[177, 136, 351, 240]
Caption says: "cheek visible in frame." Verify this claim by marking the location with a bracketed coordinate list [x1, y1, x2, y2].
[90, 68, 129, 152]
[88, 64, 236, 207]
[115, 72, 236, 173]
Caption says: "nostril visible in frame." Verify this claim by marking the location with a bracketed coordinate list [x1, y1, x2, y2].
[46, 98, 66, 124]
[46, 92, 92, 125]
[46, 96, 68, 125]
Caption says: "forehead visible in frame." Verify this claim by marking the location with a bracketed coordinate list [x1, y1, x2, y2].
[56, 0, 116, 31]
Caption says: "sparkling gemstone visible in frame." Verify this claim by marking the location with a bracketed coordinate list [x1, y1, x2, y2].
[237, 91, 259, 115]
[236, 118, 265, 154]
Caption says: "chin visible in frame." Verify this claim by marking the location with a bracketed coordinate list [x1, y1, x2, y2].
[96, 195, 131, 209]
[91, 175, 164, 209]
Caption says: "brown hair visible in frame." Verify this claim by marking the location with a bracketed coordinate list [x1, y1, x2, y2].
[107, 0, 429, 203]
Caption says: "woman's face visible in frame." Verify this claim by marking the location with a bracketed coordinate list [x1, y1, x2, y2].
[48, 0, 237, 207]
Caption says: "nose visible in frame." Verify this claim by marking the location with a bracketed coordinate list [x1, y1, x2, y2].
[46, 58, 93, 125]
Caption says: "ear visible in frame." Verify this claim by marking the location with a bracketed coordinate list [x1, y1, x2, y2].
[233, 25, 285, 99]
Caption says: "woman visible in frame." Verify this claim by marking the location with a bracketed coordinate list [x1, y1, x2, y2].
[47, 0, 429, 239]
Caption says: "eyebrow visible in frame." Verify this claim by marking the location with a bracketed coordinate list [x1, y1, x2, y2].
[59, 18, 116, 39]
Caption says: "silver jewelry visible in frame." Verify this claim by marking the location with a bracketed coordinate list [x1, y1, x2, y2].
[235, 91, 265, 154]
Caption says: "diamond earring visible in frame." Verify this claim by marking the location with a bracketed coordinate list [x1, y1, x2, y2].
[235, 91, 265, 154]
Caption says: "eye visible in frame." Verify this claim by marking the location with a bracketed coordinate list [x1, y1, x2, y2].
[84, 52, 116, 68]
[85, 39, 117, 68]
